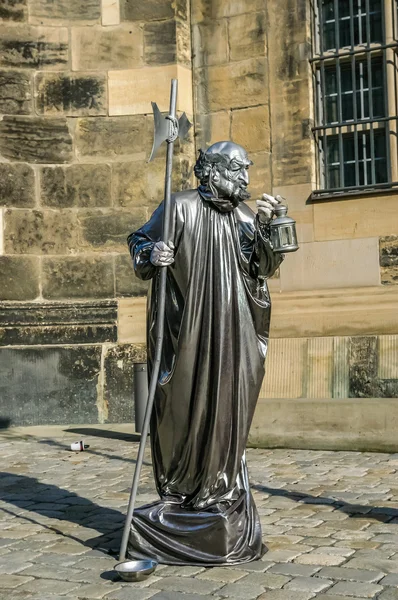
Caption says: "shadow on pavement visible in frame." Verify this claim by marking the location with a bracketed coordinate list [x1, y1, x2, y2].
[252, 483, 398, 522]
[0, 472, 125, 556]
[35, 437, 151, 467]
[66, 427, 141, 443]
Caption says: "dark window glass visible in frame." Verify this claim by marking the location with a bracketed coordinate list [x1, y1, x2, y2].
[321, 0, 383, 51]
[322, 58, 385, 125]
[322, 130, 388, 189]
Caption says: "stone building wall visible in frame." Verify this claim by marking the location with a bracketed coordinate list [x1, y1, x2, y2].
[0, 0, 194, 425]
[0, 0, 397, 429]
[189, 0, 398, 409]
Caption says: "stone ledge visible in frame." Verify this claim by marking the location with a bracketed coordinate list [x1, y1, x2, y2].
[0, 300, 118, 345]
[119, 286, 398, 343]
[270, 285, 398, 338]
[249, 397, 398, 452]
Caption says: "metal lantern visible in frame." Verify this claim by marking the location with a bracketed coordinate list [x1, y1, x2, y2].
[269, 204, 299, 253]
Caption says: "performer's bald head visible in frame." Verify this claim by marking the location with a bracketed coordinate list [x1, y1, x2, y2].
[194, 141, 252, 203]
[205, 141, 251, 166]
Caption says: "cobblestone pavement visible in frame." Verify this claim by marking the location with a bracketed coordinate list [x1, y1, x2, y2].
[1, 426, 398, 600]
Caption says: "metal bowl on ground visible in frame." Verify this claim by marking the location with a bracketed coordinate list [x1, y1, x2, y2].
[114, 559, 158, 582]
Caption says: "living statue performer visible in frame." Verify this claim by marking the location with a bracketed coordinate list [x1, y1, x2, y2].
[127, 141, 285, 565]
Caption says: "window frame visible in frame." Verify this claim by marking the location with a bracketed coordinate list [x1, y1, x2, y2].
[310, 0, 398, 200]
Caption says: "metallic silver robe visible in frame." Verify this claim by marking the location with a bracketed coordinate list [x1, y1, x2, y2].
[127, 189, 282, 565]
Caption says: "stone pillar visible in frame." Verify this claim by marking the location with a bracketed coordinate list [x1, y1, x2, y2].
[192, 0, 271, 198]
[0, 0, 195, 426]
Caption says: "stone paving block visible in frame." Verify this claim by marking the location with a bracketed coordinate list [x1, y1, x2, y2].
[239, 571, 291, 588]
[284, 576, 333, 592]
[269, 563, 322, 577]
[196, 567, 247, 583]
[295, 553, 346, 566]
[263, 549, 304, 562]
[312, 547, 355, 557]
[74, 582, 121, 598]
[378, 589, 398, 600]
[104, 589, 158, 600]
[327, 581, 384, 597]
[216, 580, 265, 598]
[1, 573, 34, 588]
[317, 566, 385, 582]
[233, 560, 272, 572]
[257, 591, 315, 600]
[17, 577, 81, 595]
[148, 576, 223, 595]
[343, 557, 398, 573]
[149, 593, 222, 600]
[0, 559, 34, 574]
[380, 572, 398, 585]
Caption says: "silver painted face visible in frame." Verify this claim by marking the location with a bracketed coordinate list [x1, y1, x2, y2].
[206, 142, 252, 202]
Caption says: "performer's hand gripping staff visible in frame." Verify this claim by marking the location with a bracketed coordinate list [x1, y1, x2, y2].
[117, 80, 191, 570]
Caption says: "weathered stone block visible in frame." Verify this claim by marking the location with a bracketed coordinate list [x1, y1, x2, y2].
[349, 337, 379, 398]
[29, 0, 100, 23]
[75, 116, 148, 159]
[40, 164, 111, 208]
[0, 116, 72, 163]
[42, 256, 114, 299]
[380, 236, 398, 267]
[381, 265, 398, 285]
[192, 21, 228, 68]
[71, 25, 142, 71]
[108, 64, 193, 116]
[104, 343, 147, 423]
[102, 0, 120, 25]
[115, 254, 149, 297]
[0, 25, 68, 69]
[176, 19, 191, 67]
[267, 1, 313, 187]
[0, 0, 27, 21]
[229, 11, 266, 61]
[112, 159, 164, 209]
[195, 111, 231, 149]
[118, 296, 146, 343]
[0, 256, 39, 300]
[378, 335, 398, 379]
[35, 72, 106, 116]
[144, 20, 176, 65]
[261, 338, 306, 399]
[191, 0, 265, 23]
[314, 194, 398, 242]
[248, 151, 272, 198]
[0, 346, 102, 425]
[279, 237, 381, 292]
[0, 300, 117, 345]
[121, 0, 173, 22]
[0, 163, 35, 207]
[78, 209, 146, 251]
[0, 70, 31, 114]
[195, 58, 268, 113]
[4, 209, 79, 254]
[231, 105, 270, 153]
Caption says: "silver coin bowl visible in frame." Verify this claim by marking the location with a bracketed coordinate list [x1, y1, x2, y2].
[114, 559, 158, 582]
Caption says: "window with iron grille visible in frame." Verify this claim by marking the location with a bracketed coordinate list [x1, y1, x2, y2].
[310, 0, 398, 198]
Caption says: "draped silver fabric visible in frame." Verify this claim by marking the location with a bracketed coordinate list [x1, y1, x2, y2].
[127, 189, 283, 565]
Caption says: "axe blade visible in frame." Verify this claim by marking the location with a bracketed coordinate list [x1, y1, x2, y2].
[148, 102, 169, 162]
[178, 112, 192, 140]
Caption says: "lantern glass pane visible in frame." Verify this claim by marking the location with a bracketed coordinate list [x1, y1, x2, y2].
[280, 226, 293, 247]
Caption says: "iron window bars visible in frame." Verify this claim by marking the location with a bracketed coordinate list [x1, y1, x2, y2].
[310, 0, 398, 198]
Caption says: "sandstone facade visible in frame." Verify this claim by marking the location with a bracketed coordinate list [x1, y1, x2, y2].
[0, 0, 397, 432]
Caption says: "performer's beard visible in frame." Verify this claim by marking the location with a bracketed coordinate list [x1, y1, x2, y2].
[209, 173, 251, 204]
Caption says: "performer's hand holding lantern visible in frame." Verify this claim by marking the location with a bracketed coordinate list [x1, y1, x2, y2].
[257, 193, 299, 253]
